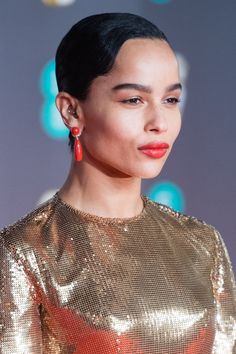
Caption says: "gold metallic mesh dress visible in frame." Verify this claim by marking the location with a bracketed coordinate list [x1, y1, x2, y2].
[0, 193, 235, 353]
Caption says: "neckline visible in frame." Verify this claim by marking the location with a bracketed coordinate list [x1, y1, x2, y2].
[53, 192, 149, 225]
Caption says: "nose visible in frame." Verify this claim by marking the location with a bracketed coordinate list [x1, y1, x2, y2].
[144, 104, 168, 133]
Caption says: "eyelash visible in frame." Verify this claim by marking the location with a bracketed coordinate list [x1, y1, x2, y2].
[122, 97, 142, 105]
[164, 97, 181, 104]
[121, 97, 181, 105]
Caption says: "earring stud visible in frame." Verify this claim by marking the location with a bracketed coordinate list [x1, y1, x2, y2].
[68, 106, 77, 117]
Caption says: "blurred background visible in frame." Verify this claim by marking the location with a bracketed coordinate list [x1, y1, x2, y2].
[0, 0, 235, 270]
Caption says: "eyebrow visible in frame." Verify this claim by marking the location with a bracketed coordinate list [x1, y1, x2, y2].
[111, 82, 182, 93]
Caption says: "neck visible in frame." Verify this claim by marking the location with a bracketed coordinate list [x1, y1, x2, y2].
[58, 159, 143, 218]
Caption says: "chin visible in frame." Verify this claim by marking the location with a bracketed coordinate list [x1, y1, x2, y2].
[99, 159, 166, 179]
[118, 159, 167, 179]
[135, 164, 165, 179]
[143, 154, 172, 178]
[140, 171, 163, 179]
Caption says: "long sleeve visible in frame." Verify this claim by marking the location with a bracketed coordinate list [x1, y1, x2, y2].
[211, 229, 236, 353]
[0, 237, 42, 354]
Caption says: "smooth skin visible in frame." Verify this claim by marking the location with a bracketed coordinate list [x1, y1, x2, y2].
[56, 38, 182, 218]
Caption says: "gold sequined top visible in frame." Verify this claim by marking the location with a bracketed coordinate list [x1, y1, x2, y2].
[0, 193, 235, 353]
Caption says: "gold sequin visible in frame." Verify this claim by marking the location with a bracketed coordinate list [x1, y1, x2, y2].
[0, 193, 235, 353]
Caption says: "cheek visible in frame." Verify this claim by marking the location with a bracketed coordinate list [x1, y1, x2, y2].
[91, 124, 126, 143]
[170, 113, 182, 142]
[83, 116, 136, 154]
[86, 107, 139, 143]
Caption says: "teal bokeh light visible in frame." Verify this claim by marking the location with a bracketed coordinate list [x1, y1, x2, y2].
[40, 59, 68, 140]
[147, 180, 185, 212]
[151, 0, 171, 4]
[40, 99, 69, 140]
[40, 59, 58, 98]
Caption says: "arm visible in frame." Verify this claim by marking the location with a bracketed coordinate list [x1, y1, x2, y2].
[211, 229, 236, 353]
[0, 237, 42, 353]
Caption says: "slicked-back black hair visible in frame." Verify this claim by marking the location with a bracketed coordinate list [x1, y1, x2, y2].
[55, 13, 169, 150]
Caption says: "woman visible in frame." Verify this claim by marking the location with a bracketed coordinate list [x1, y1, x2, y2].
[0, 13, 235, 353]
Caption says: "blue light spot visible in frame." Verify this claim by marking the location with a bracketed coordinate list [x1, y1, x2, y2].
[39, 59, 68, 140]
[40, 59, 58, 98]
[147, 180, 185, 212]
[40, 99, 69, 140]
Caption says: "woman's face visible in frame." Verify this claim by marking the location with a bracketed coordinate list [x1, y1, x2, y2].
[80, 38, 182, 179]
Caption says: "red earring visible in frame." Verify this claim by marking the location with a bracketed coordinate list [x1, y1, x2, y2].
[71, 127, 83, 161]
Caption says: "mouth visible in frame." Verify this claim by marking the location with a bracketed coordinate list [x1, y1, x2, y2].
[138, 142, 170, 159]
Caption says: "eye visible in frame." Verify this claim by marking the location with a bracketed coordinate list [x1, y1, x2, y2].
[163, 97, 181, 105]
[122, 97, 143, 105]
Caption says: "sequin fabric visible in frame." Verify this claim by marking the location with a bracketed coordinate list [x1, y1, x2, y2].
[0, 193, 235, 353]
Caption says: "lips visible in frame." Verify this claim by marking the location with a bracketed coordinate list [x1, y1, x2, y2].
[138, 142, 170, 159]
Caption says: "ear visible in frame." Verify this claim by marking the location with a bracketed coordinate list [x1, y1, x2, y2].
[55, 91, 84, 131]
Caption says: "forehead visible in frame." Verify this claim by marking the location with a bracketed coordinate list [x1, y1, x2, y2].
[109, 38, 179, 82]
[90, 38, 179, 93]
[115, 38, 176, 66]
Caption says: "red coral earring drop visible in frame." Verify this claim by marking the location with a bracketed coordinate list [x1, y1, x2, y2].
[71, 127, 83, 161]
